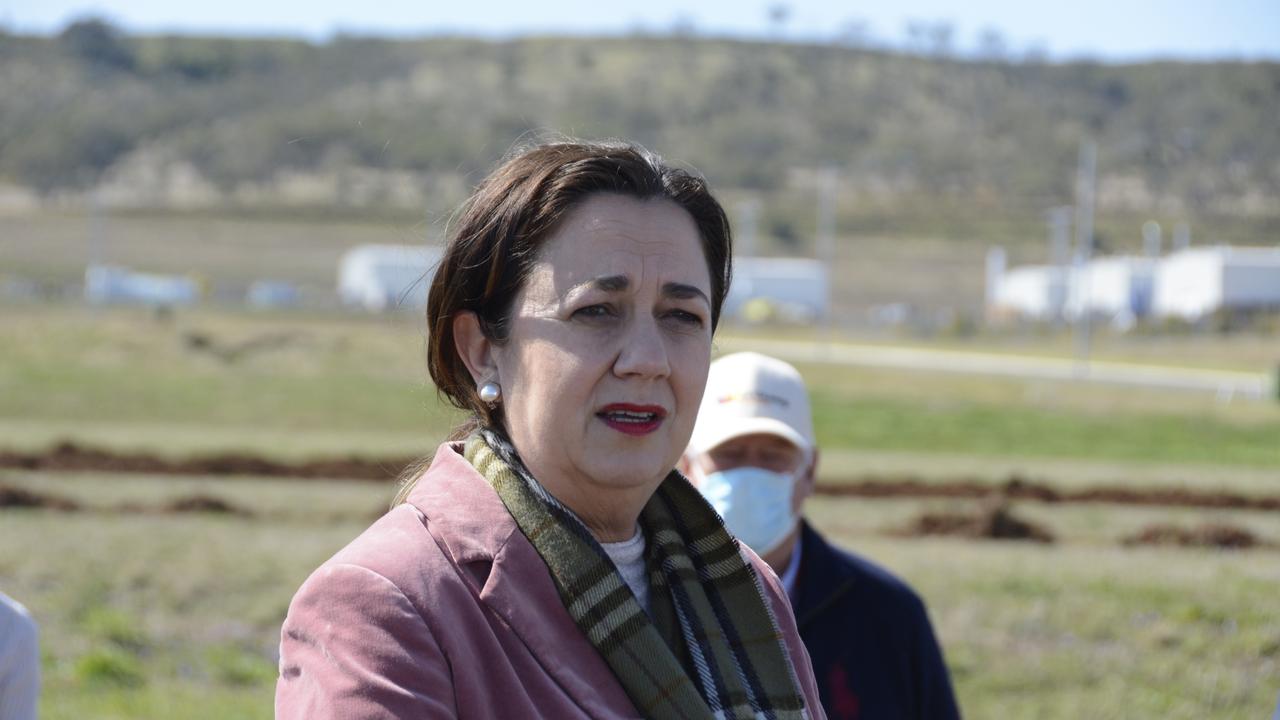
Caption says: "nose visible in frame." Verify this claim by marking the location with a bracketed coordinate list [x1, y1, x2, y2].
[612, 315, 671, 379]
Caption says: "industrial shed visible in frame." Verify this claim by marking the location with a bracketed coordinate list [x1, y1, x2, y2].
[723, 257, 830, 323]
[988, 244, 1280, 326]
[988, 264, 1070, 321]
[338, 244, 442, 312]
[1152, 246, 1280, 320]
[1065, 256, 1156, 325]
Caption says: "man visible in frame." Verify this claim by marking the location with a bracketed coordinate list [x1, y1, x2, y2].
[0, 591, 39, 720]
[682, 352, 961, 720]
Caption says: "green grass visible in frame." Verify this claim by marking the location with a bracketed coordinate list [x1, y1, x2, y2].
[3, 475, 1278, 719]
[2, 306, 1277, 470]
[0, 306, 464, 458]
[810, 392, 1280, 467]
[2, 297, 1277, 719]
[803, 495, 1280, 719]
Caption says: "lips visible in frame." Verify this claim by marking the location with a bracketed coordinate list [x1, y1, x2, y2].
[597, 403, 667, 436]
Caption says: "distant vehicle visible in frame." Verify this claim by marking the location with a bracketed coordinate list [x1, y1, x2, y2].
[338, 244, 443, 312]
[84, 265, 199, 307]
[246, 281, 300, 309]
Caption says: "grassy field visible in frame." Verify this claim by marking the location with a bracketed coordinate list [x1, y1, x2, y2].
[1, 472, 1277, 719]
[2, 305, 1277, 465]
[1, 304, 1278, 718]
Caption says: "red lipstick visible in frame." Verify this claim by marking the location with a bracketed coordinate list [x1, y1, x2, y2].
[596, 403, 667, 436]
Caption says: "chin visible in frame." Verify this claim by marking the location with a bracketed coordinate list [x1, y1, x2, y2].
[584, 446, 674, 490]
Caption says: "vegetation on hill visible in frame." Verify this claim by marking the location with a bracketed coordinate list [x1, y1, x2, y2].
[1, 19, 1277, 248]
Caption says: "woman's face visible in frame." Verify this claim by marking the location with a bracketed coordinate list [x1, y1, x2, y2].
[492, 193, 714, 510]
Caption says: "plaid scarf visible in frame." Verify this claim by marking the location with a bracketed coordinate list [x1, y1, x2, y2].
[465, 430, 810, 720]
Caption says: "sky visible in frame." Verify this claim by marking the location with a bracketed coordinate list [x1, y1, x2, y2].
[3, 0, 1279, 62]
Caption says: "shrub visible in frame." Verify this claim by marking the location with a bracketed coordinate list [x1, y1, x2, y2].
[74, 648, 146, 688]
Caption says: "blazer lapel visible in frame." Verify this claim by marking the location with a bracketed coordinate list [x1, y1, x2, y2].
[409, 444, 640, 718]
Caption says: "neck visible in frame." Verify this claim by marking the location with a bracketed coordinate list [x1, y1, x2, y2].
[762, 523, 801, 575]
[532, 472, 656, 543]
[561, 492, 647, 542]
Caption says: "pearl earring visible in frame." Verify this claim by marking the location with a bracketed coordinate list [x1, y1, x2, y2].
[478, 382, 501, 404]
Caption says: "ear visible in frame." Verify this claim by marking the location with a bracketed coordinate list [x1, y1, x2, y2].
[798, 447, 819, 502]
[452, 311, 499, 387]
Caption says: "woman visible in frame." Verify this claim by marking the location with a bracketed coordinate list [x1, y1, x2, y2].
[276, 140, 825, 719]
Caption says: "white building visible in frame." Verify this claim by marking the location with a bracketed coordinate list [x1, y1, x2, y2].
[1152, 246, 1280, 320]
[988, 264, 1070, 321]
[988, 244, 1280, 326]
[723, 257, 830, 323]
[1064, 256, 1156, 326]
[338, 244, 443, 312]
[84, 265, 199, 307]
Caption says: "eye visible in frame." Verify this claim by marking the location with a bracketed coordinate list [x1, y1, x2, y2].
[572, 303, 616, 320]
[663, 309, 706, 328]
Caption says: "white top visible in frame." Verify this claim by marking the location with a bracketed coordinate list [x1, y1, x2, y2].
[600, 526, 650, 614]
[0, 592, 39, 720]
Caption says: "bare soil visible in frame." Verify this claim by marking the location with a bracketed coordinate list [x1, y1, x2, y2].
[1122, 522, 1265, 550]
[819, 474, 1280, 511]
[0, 483, 80, 511]
[891, 500, 1055, 543]
[0, 441, 413, 481]
[3, 442, 1278, 513]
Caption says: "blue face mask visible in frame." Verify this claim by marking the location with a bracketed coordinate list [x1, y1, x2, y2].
[696, 466, 798, 556]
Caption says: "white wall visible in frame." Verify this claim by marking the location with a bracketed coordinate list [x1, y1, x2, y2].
[338, 245, 442, 312]
[724, 257, 829, 322]
[991, 265, 1067, 320]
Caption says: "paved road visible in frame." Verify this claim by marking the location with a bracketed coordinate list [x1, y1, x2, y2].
[719, 337, 1277, 401]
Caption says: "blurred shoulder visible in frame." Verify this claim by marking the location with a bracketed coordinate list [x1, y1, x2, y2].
[0, 591, 38, 643]
[802, 526, 929, 615]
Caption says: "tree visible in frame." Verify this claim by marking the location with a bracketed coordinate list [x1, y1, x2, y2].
[59, 17, 134, 72]
[976, 27, 1007, 61]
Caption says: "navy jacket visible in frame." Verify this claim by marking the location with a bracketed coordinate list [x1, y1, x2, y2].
[792, 522, 961, 720]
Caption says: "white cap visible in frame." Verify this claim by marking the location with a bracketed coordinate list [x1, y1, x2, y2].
[688, 352, 814, 455]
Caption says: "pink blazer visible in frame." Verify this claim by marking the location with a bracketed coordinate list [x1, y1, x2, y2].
[276, 442, 826, 719]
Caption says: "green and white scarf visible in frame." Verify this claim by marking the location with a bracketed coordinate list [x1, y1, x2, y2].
[466, 430, 810, 720]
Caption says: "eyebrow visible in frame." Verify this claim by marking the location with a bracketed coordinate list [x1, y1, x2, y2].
[575, 275, 710, 306]
[662, 282, 710, 306]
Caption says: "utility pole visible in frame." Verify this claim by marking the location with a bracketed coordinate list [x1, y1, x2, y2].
[1046, 206, 1072, 324]
[1072, 139, 1097, 378]
[1142, 220, 1162, 257]
[816, 167, 838, 339]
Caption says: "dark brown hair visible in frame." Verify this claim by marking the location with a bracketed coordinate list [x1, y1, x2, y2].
[425, 138, 733, 430]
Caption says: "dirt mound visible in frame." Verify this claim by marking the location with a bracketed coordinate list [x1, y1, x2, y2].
[819, 474, 1280, 512]
[113, 494, 254, 517]
[1122, 523, 1263, 550]
[0, 441, 414, 481]
[1068, 487, 1280, 511]
[163, 495, 253, 516]
[0, 482, 80, 511]
[894, 501, 1055, 543]
[3, 443, 1278, 514]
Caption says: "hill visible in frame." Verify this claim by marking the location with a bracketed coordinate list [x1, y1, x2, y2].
[2, 19, 1278, 252]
